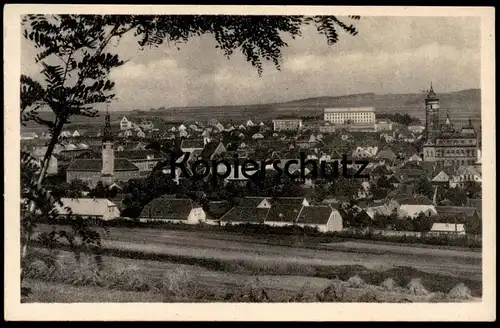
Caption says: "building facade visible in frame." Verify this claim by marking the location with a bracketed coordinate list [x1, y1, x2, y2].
[422, 85, 479, 167]
[272, 119, 303, 132]
[318, 123, 336, 133]
[120, 116, 133, 130]
[375, 120, 393, 132]
[66, 111, 141, 187]
[424, 83, 440, 140]
[324, 107, 376, 125]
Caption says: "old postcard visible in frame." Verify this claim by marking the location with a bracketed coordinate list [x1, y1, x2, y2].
[4, 4, 495, 321]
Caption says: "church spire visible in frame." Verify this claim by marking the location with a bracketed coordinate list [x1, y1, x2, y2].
[426, 82, 438, 100]
[103, 106, 113, 142]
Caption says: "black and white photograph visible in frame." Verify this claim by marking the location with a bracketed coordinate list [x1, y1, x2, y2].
[4, 4, 495, 321]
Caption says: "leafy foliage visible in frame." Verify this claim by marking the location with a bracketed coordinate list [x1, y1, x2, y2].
[377, 113, 421, 126]
[21, 13, 361, 297]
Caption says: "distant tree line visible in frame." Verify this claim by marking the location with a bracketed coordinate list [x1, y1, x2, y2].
[377, 113, 421, 126]
[300, 115, 323, 121]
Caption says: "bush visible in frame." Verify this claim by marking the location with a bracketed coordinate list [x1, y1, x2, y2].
[316, 280, 348, 302]
[407, 279, 429, 296]
[43, 218, 482, 249]
[448, 283, 473, 301]
[380, 278, 397, 291]
[347, 275, 365, 288]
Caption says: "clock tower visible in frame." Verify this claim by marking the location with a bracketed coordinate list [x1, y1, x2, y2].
[101, 108, 114, 185]
[425, 82, 440, 141]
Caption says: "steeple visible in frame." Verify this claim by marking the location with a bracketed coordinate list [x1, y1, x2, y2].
[426, 82, 438, 100]
[101, 105, 115, 180]
[468, 117, 473, 128]
[445, 112, 451, 126]
[103, 106, 113, 142]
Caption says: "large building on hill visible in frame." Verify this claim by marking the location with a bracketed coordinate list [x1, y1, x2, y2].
[324, 107, 376, 125]
[66, 111, 141, 187]
[422, 84, 479, 167]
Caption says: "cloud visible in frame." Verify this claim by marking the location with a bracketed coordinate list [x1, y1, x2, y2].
[21, 16, 481, 110]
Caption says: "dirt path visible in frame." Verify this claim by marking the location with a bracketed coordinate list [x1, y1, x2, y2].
[327, 241, 482, 259]
[35, 225, 482, 281]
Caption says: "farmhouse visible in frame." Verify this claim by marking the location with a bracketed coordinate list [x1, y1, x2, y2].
[204, 200, 232, 225]
[138, 197, 206, 224]
[265, 204, 303, 227]
[219, 207, 270, 226]
[264, 198, 310, 228]
[53, 198, 121, 221]
[295, 205, 343, 233]
[430, 223, 466, 235]
[394, 195, 437, 218]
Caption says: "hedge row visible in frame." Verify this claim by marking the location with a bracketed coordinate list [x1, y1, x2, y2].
[41, 218, 482, 249]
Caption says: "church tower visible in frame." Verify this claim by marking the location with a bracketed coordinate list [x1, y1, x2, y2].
[101, 108, 114, 184]
[425, 83, 440, 140]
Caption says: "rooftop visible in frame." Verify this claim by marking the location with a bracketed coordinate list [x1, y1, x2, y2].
[139, 197, 200, 220]
[324, 107, 375, 113]
[296, 206, 335, 225]
[67, 158, 139, 172]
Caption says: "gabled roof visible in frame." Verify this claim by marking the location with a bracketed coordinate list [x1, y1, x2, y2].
[67, 158, 139, 172]
[266, 204, 303, 223]
[408, 154, 423, 162]
[219, 207, 269, 224]
[234, 197, 272, 207]
[435, 206, 479, 218]
[432, 170, 451, 182]
[366, 204, 393, 219]
[54, 198, 118, 219]
[394, 195, 433, 206]
[296, 206, 336, 225]
[431, 223, 465, 233]
[139, 197, 200, 220]
[200, 142, 223, 160]
[206, 200, 232, 219]
[181, 138, 205, 150]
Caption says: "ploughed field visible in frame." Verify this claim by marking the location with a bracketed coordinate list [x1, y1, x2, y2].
[26, 225, 482, 302]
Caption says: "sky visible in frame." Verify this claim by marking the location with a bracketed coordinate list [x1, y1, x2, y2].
[21, 16, 481, 111]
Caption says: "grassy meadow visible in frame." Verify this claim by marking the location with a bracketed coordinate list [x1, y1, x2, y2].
[23, 226, 482, 303]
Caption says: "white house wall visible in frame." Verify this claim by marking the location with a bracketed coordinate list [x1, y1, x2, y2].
[187, 207, 206, 224]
